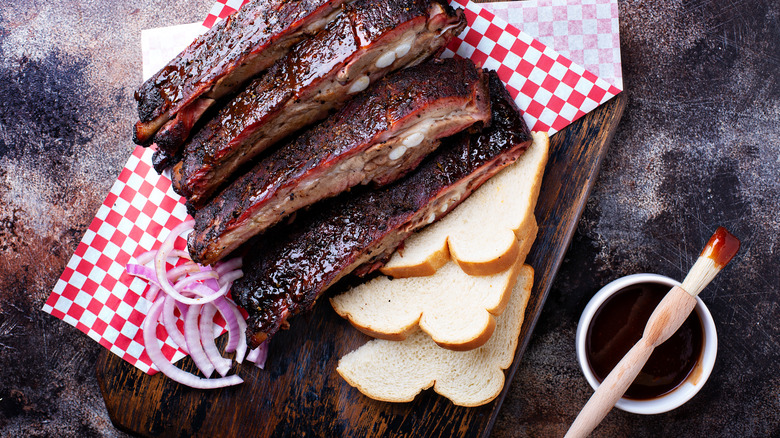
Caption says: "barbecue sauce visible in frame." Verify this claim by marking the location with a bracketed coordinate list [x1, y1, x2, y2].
[703, 226, 740, 267]
[585, 282, 704, 400]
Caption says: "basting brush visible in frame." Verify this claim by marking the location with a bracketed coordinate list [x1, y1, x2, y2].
[565, 227, 740, 438]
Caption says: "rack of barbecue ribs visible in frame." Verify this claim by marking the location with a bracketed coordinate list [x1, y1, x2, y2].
[188, 58, 492, 266]
[230, 72, 533, 347]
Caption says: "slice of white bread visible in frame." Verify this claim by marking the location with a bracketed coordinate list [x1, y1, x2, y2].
[331, 253, 523, 351]
[380, 131, 549, 277]
[337, 264, 533, 407]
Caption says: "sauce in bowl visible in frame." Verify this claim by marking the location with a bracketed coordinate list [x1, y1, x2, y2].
[585, 282, 704, 400]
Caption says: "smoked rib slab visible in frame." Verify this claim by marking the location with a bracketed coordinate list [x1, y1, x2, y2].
[188, 58, 491, 265]
[133, 0, 348, 157]
[230, 71, 533, 348]
[171, 0, 466, 206]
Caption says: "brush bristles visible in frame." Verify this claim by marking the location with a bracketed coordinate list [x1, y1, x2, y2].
[681, 256, 720, 297]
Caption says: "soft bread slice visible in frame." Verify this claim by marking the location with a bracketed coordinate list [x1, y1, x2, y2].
[331, 253, 524, 351]
[337, 265, 533, 407]
[381, 131, 549, 277]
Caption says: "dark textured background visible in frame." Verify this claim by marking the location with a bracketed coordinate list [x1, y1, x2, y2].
[0, 1, 777, 437]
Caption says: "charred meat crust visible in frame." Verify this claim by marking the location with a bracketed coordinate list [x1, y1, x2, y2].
[231, 71, 533, 347]
[171, 0, 466, 204]
[188, 58, 490, 266]
[133, 0, 348, 146]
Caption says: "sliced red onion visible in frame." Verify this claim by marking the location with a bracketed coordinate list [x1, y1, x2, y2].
[183, 303, 215, 378]
[146, 284, 161, 302]
[166, 262, 200, 282]
[154, 221, 228, 305]
[186, 291, 246, 363]
[213, 297, 241, 354]
[125, 263, 161, 301]
[127, 263, 159, 286]
[156, 306, 166, 324]
[132, 220, 269, 389]
[232, 301, 248, 363]
[163, 294, 188, 354]
[136, 248, 191, 265]
[170, 249, 192, 260]
[245, 342, 268, 369]
[218, 269, 244, 287]
[215, 258, 243, 276]
[143, 297, 242, 389]
[183, 278, 233, 304]
[245, 346, 261, 362]
[202, 275, 220, 294]
[175, 300, 189, 318]
[184, 283, 216, 297]
[127, 262, 199, 288]
[219, 298, 248, 363]
[204, 281, 233, 302]
[199, 304, 232, 377]
[253, 343, 269, 369]
[168, 278, 229, 305]
[135, 250, 157, 266]
[174, 270, 219, 291]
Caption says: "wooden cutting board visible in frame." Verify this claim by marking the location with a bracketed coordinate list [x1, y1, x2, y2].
[96, 91, 626, 438]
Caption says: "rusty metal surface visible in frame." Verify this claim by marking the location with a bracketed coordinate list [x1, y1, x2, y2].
[0, 0, 777, 437]
[493, 0, 780, 436]
[0, 2, 205, 436]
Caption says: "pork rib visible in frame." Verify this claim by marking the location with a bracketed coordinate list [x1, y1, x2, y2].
[230, 71, 533, 347]
[133, 0, 348, 151]
[188, 58, 490, 265]
[172, 0, 466, 205]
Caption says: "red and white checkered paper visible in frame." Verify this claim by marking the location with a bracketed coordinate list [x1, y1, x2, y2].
[480, 0, 622, 90]
[44, 0, 623, 374]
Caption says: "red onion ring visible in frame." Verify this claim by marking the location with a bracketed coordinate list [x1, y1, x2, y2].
[131, 220, 267, 389]
[136, 249, 192, 265]
[163, 294, 188, 354]
[215, 258, 243, 276]
[182, 284, 245, 361]
[143, 297, 242, 389]
[217, 269, 243, 287]
[146, 284, 161, 302]
[233, 305, 249, 363]
[153, 221, 228, 305]
[167, 263, 200, 282]
[183, 303, 215, 377]
[246, 346, 261, 362]
[174, 270, 219, 291]
[127, 263, 200, 289]
[213, 297, 242, 355]
[245, 342, 268, 369]
[200, 304, 232, 377]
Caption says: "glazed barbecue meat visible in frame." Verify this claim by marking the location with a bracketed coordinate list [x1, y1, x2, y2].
[188, 58, 491, 265]
[231, 71, 534, 347]
[133, 0, 349, 159]
[172, 0, 466, 206]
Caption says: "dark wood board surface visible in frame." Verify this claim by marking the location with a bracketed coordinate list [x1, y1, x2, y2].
[95, 90, 627, 437]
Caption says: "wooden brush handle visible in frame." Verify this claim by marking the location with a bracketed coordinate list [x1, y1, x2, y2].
[565, 287, 698, 438]
[643, 286, 698, 347]
[565, 341, 653, 438]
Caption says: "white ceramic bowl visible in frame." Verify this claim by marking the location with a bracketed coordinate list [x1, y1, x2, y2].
[575, 273, 717, 414]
